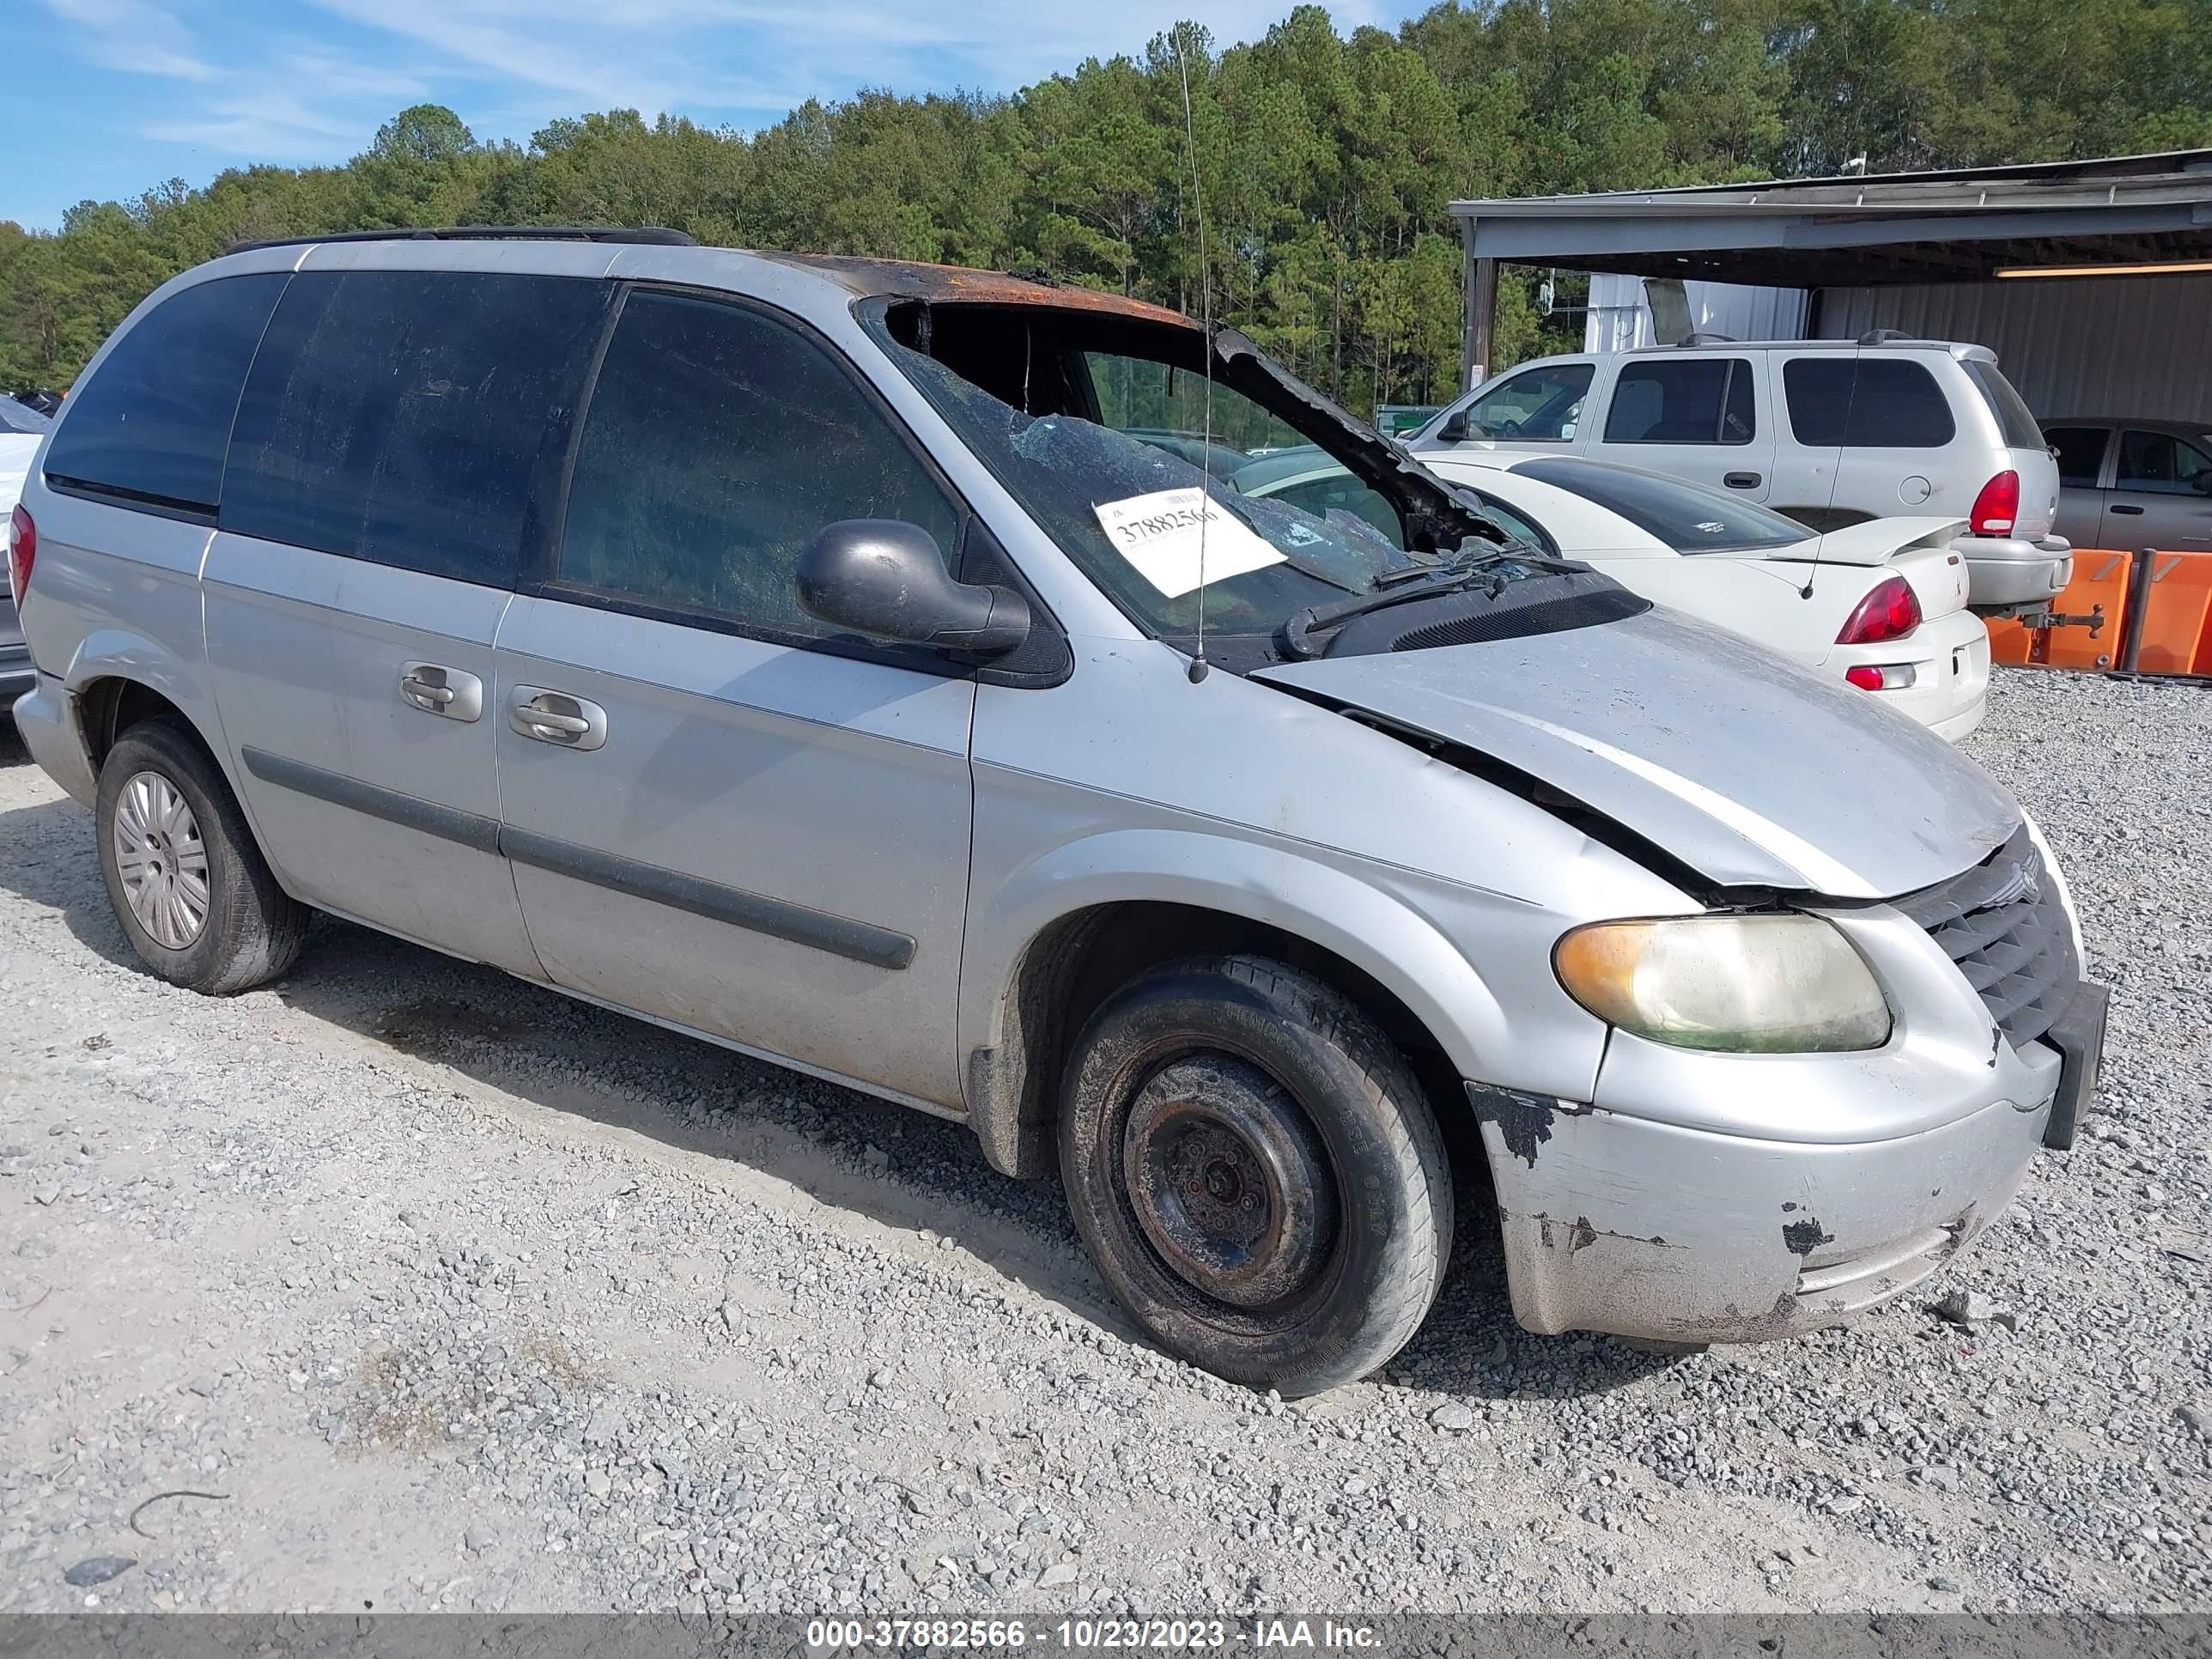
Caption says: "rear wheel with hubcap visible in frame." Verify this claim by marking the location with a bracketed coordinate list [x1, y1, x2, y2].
[1060, 955, 1452, 1396]
[112, 769, 210, 950]
[95, 720, 309, 994]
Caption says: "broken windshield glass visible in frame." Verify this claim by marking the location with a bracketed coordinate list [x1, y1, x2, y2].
[885, 340, 1422, 647]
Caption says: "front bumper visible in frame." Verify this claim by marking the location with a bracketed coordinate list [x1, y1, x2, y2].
[1956, 534, 2072, 612]
[1480, 1079, 2054, 1342]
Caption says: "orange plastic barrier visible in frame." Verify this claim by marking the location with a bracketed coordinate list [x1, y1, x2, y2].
[2131, 550, 2212, 675]
[1988, 550, 2132, 670]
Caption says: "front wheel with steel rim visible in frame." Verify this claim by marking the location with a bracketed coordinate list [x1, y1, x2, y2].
[95, 718, 309, 995]
[1059, 954, 1453, 1397]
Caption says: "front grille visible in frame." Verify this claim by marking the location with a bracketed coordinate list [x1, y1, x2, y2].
[1893, 825, 2078, 1048]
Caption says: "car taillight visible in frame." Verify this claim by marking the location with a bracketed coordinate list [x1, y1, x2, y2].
[1837, 574, 1922, 645]
[1844, 663, 1917, 691]
[6, 504, 31, 604]
[1968, 469, 2019, 536]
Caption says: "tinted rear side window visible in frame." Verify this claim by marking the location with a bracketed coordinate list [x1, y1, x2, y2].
[1602, 359, 1754, 446]
[43, 273, 288, 514]
[222, 270, 609, 586]
[1964, 360, 2043, 448]
[1784, 358, 1956, 448]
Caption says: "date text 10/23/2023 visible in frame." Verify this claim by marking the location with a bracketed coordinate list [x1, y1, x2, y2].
[805, 1618, 1384, 1650]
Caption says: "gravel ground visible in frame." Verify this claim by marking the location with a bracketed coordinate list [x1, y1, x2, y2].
[0, 665, 2207, 1619]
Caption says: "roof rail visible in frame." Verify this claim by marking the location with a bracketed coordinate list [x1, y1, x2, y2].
[224, 225, 698, 256]
[1680, 331, 1737, 345]
[1858, 328, 1916, 345]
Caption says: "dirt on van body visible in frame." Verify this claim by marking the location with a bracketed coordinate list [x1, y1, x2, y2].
[0, 667, 2207, 1618]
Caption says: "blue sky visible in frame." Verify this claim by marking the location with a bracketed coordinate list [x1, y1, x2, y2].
[9, 0, 1428, 232]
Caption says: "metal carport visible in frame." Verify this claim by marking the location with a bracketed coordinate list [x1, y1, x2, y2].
[1449, 149, 2212, 386]
[1449, 149, 2212, 678]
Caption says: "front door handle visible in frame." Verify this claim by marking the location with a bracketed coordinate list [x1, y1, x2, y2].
[2110, 503, 2145, 515]
[1723, 471, 1762, 489]
[399, 662, 483, 721]
[508, 686, 608, 751]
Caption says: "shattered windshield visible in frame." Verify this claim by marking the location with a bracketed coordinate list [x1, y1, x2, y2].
[882, 338, 1430, 646]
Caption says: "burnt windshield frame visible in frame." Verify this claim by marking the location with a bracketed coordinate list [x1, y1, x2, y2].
[854, 296, 1516, 670]
[856, 297, 1504, 556]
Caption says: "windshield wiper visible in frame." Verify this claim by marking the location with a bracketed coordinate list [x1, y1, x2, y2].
[1277, 546, 1577, 659]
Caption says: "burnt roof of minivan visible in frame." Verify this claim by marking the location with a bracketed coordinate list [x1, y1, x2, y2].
[224, 225, 698, 254]
[216, 231, 1200, 327]
[761, 252, 1196, 325]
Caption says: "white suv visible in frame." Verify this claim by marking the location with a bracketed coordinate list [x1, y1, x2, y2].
[1407, 337, 2071, 616]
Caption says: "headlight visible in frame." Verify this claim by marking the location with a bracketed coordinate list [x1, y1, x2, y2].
[1553, 914, 1892, 1053]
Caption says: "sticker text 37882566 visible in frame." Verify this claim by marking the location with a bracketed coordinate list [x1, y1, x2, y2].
[1092, 488, 1286, 599]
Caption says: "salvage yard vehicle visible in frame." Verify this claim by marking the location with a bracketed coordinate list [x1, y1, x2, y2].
[9, 231, 2106, 1395]
[0, 395, 51, 709]
[2042, 416, 2212, 552]
[1406, 336, 2075, 618]
[1236, 447, 1991, 740]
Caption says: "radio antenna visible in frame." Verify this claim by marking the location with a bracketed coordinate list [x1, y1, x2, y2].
[1174, 26, 1213, 684]
[1801, 352, 1863, 600]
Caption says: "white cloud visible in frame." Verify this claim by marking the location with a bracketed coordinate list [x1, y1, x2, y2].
[275, 46, 431, 106]
[52, 0, 1411, 175]
[301, 0, 1398, 127]
[143, 89, 365, 154]
[40, 0, 219, 80]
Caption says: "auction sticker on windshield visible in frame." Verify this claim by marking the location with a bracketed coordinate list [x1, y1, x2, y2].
[1094, 487, 1285, 598]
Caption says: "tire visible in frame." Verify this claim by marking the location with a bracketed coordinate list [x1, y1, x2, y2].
[95, 718, 308, 994]
[1059, 954, 1452, 1396]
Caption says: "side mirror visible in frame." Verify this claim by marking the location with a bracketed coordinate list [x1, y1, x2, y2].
[1436, 409, 1471, 443]
[2194, 472, 2212, 496]
[797, 520, 1032, 655]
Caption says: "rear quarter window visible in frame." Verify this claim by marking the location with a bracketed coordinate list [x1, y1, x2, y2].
[222, 270, 609, 586]
[1964, 360, 2044, 449]
[42, 273, 289, 515]
[1784, 357, 1956, 449]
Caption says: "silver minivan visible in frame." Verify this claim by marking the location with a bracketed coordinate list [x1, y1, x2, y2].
[8, 231, 2106, 1395]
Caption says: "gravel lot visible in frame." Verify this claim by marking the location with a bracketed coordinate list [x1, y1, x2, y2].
[1, 665, 2207, 1619]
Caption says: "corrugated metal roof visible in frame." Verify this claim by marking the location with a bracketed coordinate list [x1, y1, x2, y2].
[1447, 149, 2212, 288]
[1450, 149, 2212, 216]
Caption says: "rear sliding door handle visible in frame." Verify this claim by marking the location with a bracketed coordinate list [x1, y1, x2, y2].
[398, 662, 483, 721]
[1723, 471, 1762, 489]
[508, 686, 608, 751]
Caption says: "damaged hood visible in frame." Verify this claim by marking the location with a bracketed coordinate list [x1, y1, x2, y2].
[1253, 608, 2019, 899]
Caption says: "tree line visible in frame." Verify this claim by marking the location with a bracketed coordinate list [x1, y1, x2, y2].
[3, 0, 2205, 418]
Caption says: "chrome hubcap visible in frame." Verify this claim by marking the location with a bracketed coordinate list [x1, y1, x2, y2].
[113, 771, 209, 950]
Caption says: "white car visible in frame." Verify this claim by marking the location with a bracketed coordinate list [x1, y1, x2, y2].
[1, 398, 52, 708]
[1231, 447, 1991, 741]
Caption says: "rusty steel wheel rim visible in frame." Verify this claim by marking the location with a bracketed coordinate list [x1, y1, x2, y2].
[1119, 1054, 1340, 1312]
